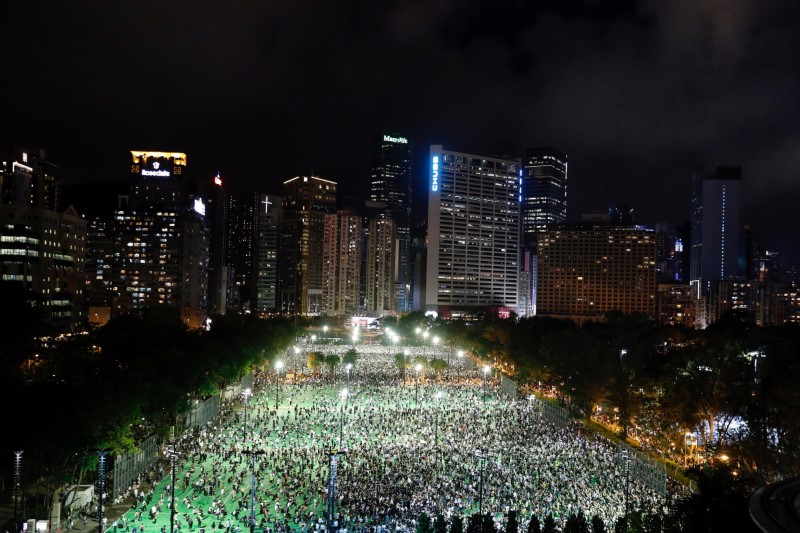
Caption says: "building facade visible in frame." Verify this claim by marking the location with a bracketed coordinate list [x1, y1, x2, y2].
[426, 146, 520, 318]
[322, 210, 362, 317]
[690, 166, 742, 297]
[113, 151, 209, 328]
[370, 134, 413, 312]
[253, 193, 282, 314]
[365, 216, 396, 316]
[280, 176, 337, 315]
[536, 225, 657, 322]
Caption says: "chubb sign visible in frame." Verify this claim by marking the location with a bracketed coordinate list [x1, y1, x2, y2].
[431, 156, 439, 191]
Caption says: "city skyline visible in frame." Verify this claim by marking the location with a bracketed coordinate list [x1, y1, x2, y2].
[2, 2, 800, 262]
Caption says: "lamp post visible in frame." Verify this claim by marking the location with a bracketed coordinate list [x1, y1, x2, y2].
[475, 451, 488, 515]
[242, 450, 265, 533]
[457, 350, 464, 380]
[274, 360, 284, 409]
[434, 391, 443, 446]
[482, 365, 491, 405]
[339, 388, 348, 447]
[164, 446, 178, 533]
[242, 388, 252, 443]
[346, 363, 352, 388]
[13, 451, 22, 533]
[97, 451, 108, 533]
[403, 349, 410, 385]
[293, 347, 300, 383]
[415, 364, 423, 404]
[422, 331, 429, 356]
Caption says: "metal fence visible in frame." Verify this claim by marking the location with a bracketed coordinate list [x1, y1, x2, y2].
[534, 396, 571, 428]
[111, 434, 158, 499]
[500, 374, 517, 399]
[240, 372, 253, 391]
[616, 443, 668, 497]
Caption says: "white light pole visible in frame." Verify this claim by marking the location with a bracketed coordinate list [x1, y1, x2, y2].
[457, 350, 465, 380]
[482, 365, 491, 404]
[274, 360, 284, 409]
[339, 388, 349, 447]
[241, 388, 252, 443]
[415, 363, 423, 404]
[346, 363, 352, 388]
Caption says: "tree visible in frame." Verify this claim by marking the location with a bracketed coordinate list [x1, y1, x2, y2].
[417, 512, 433, 533]
[590, 515, 605, 533]
[506, 510, 518, 533]
[434, 514, 447, 533]
[542, 515, 556, 533]
[307, 351, 325, 375]
[526, 515, 541, 533]
[342, 348, 358, 367]
[326, 354, 341, 381]
[430, 358, 449, 379]
[395, 352, 408, 383]
[450, 514, 464, 533]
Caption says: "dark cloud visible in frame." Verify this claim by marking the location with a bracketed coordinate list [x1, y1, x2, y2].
[2, 0, 799, 259]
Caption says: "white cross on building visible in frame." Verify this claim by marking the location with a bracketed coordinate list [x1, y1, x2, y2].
[262, 196, 273, 214]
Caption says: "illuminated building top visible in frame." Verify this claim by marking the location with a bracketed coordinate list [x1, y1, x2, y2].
[131, 151, 187, 166]
[383, 134, 408, 144]
[283, 175, 337, 185]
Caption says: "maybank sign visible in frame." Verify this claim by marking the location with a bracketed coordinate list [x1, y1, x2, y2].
[431, 156, 439, 192]
[383, 134, 408, 144]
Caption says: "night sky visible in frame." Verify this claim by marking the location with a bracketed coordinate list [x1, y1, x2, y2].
[2, 0, 799, 261]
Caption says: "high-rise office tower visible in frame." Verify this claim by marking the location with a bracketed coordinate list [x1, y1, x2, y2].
[280, 176, 337, 315]
[521, 148, 567, 246]
[690, 166, 742, 297]
[537, 224, 657, 322]
[520, 148, 568, 317]
[253, 193, 282, 314]
[0, 147, 84, 329]
[85, 217, 114, 325]
[426, 146, 520, 317]
[0, 147, 61, 210]
[655, 221, 689, 283]
[370, 133, 412, 312]
[322, 210, 362, 317]
[113, 151, 208, 328]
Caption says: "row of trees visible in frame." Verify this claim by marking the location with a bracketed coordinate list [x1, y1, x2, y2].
[0, 285, 299, 510]
[426, 311, 800, 484]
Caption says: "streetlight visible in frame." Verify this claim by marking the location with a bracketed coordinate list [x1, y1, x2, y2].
[241, 449, 265, 533]
[164, 446, 178, 533]
[457, 350, 465, 380]
[475, 451, 489, 515]
[346, 363, 352, 388]
[415, 363, 423, 404]
[293, 347, 300, 383]
[403, 349, 410, 385]
[339, 388, 349, 447]
[242, 388, 252, 443]
[482, 365, 491, 404]
[434, 391, 443, 446]
[274, 360, 284, 409]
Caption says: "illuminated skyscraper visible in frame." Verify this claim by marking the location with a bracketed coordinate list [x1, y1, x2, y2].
[690, 166, 742, 297]
[253, 193, 282, 313]
[426, 146, 520, 317]
[280, 176, 337, 315]
[370, 133, 412, 312]
[521, 148, 567, 245]
[0, 147, 84, 329]
[519, 148, 568, 317]
[113, 151, 208, 328]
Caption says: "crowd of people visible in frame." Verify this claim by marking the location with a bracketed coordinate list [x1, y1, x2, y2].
[114, 344, 671, 533]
